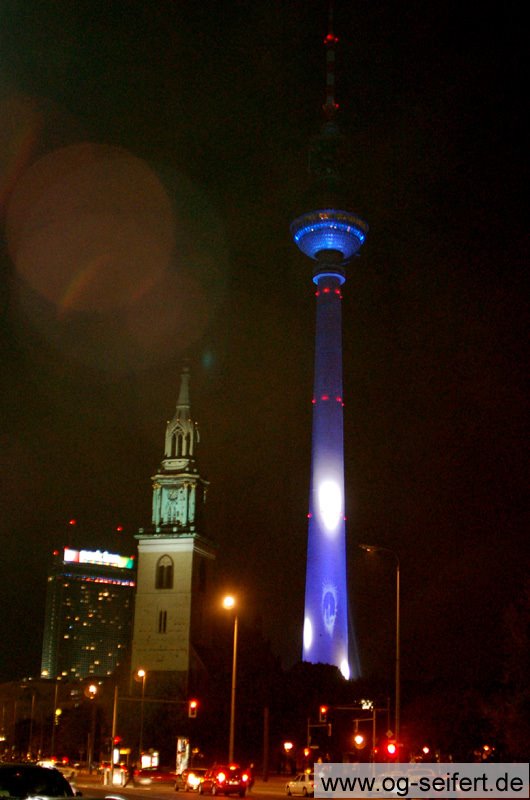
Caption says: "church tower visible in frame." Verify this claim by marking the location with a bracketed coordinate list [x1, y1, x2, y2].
[131, 365, 215, 691]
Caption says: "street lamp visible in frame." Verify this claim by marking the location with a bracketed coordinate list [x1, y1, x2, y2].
[86, 683, 98, 773]
[50, 681, 60, 757]
[359, 544, 400, 746]
[19, 685, 36, 759]
[26, 688, 36, 759]
[137, 669, 147, 760]
[222, 595, 238, 763]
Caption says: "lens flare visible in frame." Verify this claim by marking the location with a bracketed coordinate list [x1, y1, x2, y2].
[6, 142, 175, 314]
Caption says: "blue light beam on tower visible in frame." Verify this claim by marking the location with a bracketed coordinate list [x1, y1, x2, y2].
[291, 209, 367, 680]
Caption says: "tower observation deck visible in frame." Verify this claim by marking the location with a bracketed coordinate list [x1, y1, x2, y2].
[290, 6, 368, 679]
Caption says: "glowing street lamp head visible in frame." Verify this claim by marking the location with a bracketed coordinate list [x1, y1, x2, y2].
[137, 668, 146, 679]
[359, 543, 375, 554]
[222, 595, 236, 611]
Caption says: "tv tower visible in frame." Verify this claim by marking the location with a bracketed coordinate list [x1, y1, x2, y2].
[291, 3, 368, 679]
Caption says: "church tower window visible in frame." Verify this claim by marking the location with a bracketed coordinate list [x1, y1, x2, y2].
[155, 555, 173, 589]
[158, 610, 167, 633]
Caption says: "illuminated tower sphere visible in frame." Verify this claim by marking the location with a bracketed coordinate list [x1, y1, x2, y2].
[291, 12, 368, 680]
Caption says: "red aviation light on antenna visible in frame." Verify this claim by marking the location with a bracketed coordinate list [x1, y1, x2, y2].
[69, 519, 76, 526]
[324, 32, 339, 45]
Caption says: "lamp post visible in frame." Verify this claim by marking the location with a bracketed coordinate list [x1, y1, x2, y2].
[137, 669, 147, 761]
[50, 681, 59, 757]
[27, 689, 36, 759]
[222, 595, 238, 763]
[111, 685, 118, 752]
[359, 544, 400, 745]
[86, 683, 98, 773]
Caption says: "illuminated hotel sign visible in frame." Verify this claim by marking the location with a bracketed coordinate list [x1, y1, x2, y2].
[63, 547, 134, 570]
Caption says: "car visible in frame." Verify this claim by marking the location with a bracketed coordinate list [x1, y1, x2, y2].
[198, 765, 250, 796]
[135, 766, 178, 785]
[0, 763, 76, 798]
[175, 768, 209, 792]
[38, 762, 78, 782]
[286, 773, 315, 797]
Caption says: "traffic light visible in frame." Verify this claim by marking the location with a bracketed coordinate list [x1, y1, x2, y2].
[188, 699, 198, 718]
[353, 732, 366, 749]
[319, 705, 328, 723]
[386, 740, 397, 757]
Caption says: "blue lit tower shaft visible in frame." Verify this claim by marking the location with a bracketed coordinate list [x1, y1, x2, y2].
[305, 264, 348, 672]
[292, 211, 367, 680]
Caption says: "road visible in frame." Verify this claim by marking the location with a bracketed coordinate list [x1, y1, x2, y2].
[75, 774, 288, 800]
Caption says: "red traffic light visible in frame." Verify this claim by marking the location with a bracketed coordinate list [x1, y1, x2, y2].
[188, 699, 198, 718]
[319, 705, 328, 723]
[386, 741, 397, 757]
[113, 736, 122, 745]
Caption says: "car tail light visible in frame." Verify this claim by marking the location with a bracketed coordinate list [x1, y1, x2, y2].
[217, 772, 226, 783]
[242, 774, 249, 783]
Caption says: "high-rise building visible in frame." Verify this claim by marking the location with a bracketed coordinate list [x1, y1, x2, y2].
[291, 11, 368, 679]
[130, 365, 216, 692]
[40, 546, 136, 680]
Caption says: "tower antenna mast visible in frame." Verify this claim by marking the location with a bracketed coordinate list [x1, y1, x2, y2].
[323, 0, 339, 120]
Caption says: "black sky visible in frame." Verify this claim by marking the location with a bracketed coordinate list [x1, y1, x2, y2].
[0, 1, 527, 694]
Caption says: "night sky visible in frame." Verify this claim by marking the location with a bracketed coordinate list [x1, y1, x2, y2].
[0, 1, 527, 696]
